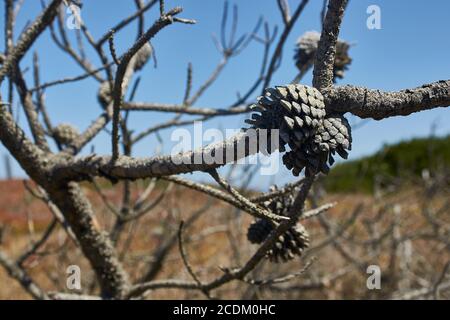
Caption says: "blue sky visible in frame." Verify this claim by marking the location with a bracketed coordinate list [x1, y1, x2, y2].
[0, 0, 449, 185]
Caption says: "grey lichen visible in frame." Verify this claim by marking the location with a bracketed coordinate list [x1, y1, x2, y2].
[53, 123, 80, 147]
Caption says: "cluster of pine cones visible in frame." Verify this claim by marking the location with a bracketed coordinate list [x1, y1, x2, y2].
[245, 32, 354, 262]
[294, 30, 352, 81]
[247, 186, 310, 263]
[246, 84, 352, 177]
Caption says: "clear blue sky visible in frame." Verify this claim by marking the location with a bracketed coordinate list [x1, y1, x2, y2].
[0, 0, 449, 185]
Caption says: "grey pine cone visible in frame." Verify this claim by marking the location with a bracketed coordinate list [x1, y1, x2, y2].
[263, 185, 296, 215]
[246, 84, 352, 176]
[295, 31, 320, 70]
[247, 218, 273, 244]
[283, 113, 352, 177]
[294, 31, 352, 82]
[98, 81, 112, 108]
[267, 224, 310, 263]
[53, 123, 80, 146]
[247, 186, 310, 263]
[247, 219, 310, 263]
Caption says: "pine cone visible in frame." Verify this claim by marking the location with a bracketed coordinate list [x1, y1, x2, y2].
[263, 185, 296, 215]
[247, 219, 310, 263]
[294, 31, 352, 82]
[283, 113, 352, 177]
[247, 219, 273, 244]
[53, 123, 80, 146]
[294, 31, 320, 71]
[267, 224, 310, 263]
[98, 81, 111, 108]
[247, 186, 310, 263]
[134, 43, 152, 71]
[246, 84, 352, 176]
[334, 41, 352, 80]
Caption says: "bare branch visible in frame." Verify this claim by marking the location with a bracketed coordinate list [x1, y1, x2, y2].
[276, 0, 291, 25]
[111, 7, 195, 160]
[177, 221, 203, 289]
[54, 129, 261, 181]
[312, 0, 348, 90]
[324, 80, 450, 120]
[209, 169, 289, 222]
[262, 0, 309, 90]
[123, 102, 249, 115]
[17, 218, 58, 266]
[96, 0, 159, 46]
[0, 0, 63, 85]
[243, 257, 316, 286]
[0, 250, 48, 300]
[13, 69, 50, 151]
[29, 65, 109, 92]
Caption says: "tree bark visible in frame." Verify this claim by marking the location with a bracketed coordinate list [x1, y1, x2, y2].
[324, 80, 450, 120]
[46, 182, 130, 298]
[0, 107, 129, 298]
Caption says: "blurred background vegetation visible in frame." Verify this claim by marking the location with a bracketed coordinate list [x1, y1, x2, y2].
[323, 135, 450, 193]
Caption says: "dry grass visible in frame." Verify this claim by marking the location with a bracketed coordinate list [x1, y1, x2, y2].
[0, 179, 448, 300]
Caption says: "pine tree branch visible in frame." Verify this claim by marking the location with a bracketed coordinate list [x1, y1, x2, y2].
[324, 80, 450, 119]
[313, 0, 348, 90]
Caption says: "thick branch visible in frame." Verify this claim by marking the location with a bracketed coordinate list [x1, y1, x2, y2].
[312, 0, 348, 90]
[48, 78, 450, 183]
[53, 129, 263, 181]
[45, 182, 130, 298]
[324, 80, 450, 120]
[0, 108, 129, 298]
[0, 107, 49, 179]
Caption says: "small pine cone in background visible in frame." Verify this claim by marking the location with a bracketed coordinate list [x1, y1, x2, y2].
[133, 43, 152, 71]
[333, 41, 352, 80]
[294, 31, 320, 71]
[247, 219, 273, 244]
[263, 185, 295, 216]
[294, 30, 352, 82]
[247, 219, 310, 263]
[97, 44, 151, 108]
[247, 186, 310, 263]
[98, 81, 112, 108]
[246, 84, 352, 177]
[266, 224, 310, 263]
[53, 123, 80, 146]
